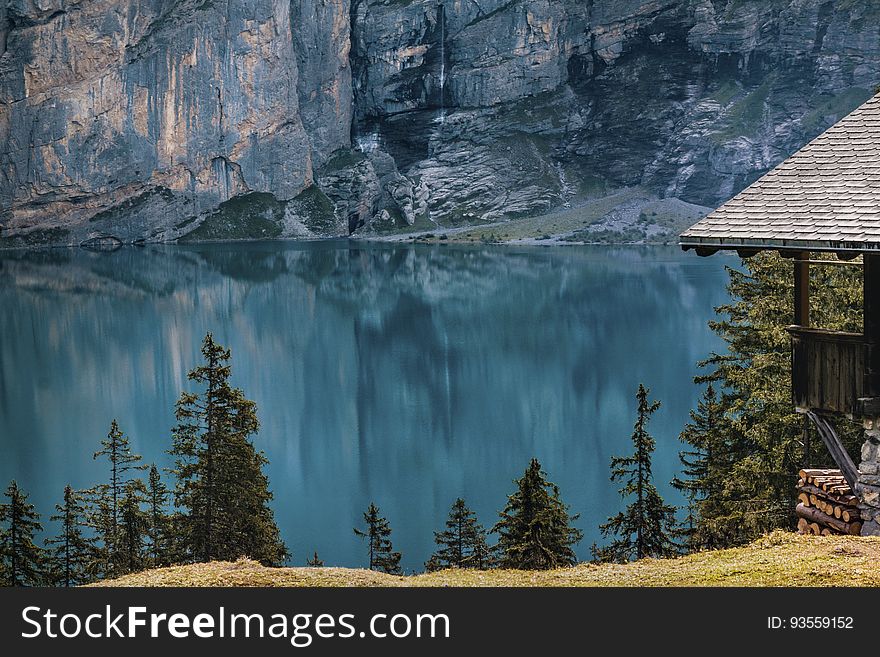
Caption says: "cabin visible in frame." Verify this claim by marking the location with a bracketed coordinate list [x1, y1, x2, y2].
[679, 92, 880, 536]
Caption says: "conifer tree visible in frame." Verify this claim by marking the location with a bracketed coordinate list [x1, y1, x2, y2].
[471, 536, 494, 570]
[0, 481, 45, 586]
[427, 498, 491, 570]
[671, 383, 729, 551]
[88, 419, 146, 577]
[692, 252, 863, 546]
[83, 491, 115, 579]
[170, 333, 288, 565]
[118, 480, 149, 575]
[146, 465, 172, 566]
[353, 503, 402, 574]
[306, 551, 324, 567]
[593, 384, 678, 563]
[45, 485, 96, 587]
[93, 419, 147, 529]
[493, 459, 583, 569]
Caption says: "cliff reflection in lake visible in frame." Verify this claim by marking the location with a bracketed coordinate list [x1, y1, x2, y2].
[0, 241, 734, 570]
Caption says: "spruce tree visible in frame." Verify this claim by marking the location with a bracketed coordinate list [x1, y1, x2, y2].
[306, 551, 324, 567]
[471, 536, 494, 570]
[353, 503, 402, 574]
[93, 419, 147, 529]
[45, 485, 96, 587]
[593, 384, 678, 563]
[170, 333, 287, 565]
[0, 481, 45, 586]
[118, 480, 149, 575]
[671, 383, 729, 551]
[146, 465, 172, 566]
[427, 498, 491, 571]
[88, 419, 146, 577]
[693, 252, 863, 546]
[493, 459, 583, 570]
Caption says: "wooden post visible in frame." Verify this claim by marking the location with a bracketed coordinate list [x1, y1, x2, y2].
[865, 254, 880, 398]
[794, 252, 810, 327]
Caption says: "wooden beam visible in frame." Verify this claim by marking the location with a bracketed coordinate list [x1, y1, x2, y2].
[805, 411, 859, 491]
[796, 259, 862, 267]
[801, 413, 811, 469]
[865, 254, 880, 399]
[794, 251, 810, 327]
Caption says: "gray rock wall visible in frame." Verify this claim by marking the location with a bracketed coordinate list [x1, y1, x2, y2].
[858, 425, 880, 536]
[2, 0, 880, 244]
[0, 0, 337, 244]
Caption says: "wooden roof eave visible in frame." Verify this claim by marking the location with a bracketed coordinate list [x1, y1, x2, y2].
[679, 238, 880, 258]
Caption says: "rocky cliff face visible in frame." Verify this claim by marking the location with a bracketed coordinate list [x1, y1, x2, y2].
[2, 0, 880, 247]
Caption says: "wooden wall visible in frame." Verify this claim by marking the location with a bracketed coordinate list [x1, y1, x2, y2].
[789, 327, 867, 415]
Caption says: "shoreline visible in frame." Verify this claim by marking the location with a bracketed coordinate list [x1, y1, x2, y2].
[0, 188, 710, 253]
[0, 232, 684, 253]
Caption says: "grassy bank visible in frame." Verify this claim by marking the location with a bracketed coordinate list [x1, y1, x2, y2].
[93, 531, 880, 587]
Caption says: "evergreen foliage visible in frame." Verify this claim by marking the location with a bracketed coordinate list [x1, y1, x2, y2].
[671, 383, 728, 551]
[354, 503, 402, 574]
[0, 481, 45, 586]
[593, 384, 678, 563]
[169, 333, 287, 565]
[427, 498, 492, 571]
[306, 551, 324, 567]
[118, 480, 149, 575]
[87, 419, 146, 577]
[688, 253, 863, 546]
[45, 485, 96, 587]
[93, 419, 147, 526]
[146, 465, 173, 566]
[493, 458, 583, 569]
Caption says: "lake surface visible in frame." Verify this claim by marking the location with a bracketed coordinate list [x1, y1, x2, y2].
[0, 241, 735, 571]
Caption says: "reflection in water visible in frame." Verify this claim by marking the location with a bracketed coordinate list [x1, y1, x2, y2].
[0, 241, 734, 570]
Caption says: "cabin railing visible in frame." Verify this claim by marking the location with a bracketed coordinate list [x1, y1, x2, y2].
[787, 326, 867, 416]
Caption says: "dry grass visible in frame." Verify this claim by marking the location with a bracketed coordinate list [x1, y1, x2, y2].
[93, 531, 880, 587]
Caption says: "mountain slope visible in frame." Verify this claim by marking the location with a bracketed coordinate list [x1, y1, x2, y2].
[2, 1, 880, 247]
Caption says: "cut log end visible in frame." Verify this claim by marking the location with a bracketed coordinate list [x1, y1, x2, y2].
[795, 503, 861, 535]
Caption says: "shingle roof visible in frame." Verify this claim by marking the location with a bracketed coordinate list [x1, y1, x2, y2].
[680, 93, 880, 254]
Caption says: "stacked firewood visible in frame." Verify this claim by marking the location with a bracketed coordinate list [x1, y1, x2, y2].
[796, 469, 862, 536]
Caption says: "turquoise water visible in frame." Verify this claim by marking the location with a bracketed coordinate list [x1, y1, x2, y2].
[0, 241, 735, 571]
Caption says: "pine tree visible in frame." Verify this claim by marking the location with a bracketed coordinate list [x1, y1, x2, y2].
[87, 419, 146, 577]
[671, 383, 729, 551]
[353, 503, 402, 574]
[170, 333, 288, 565]
[493, 458, 583, 569]
[427, 498, 492, 571]
[306, 551, 324, 567]
[45, 485, 96, 587]
[0, 481, 45, 586]
[593, 384, 678, 563]
[146, 465, 172, 566]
